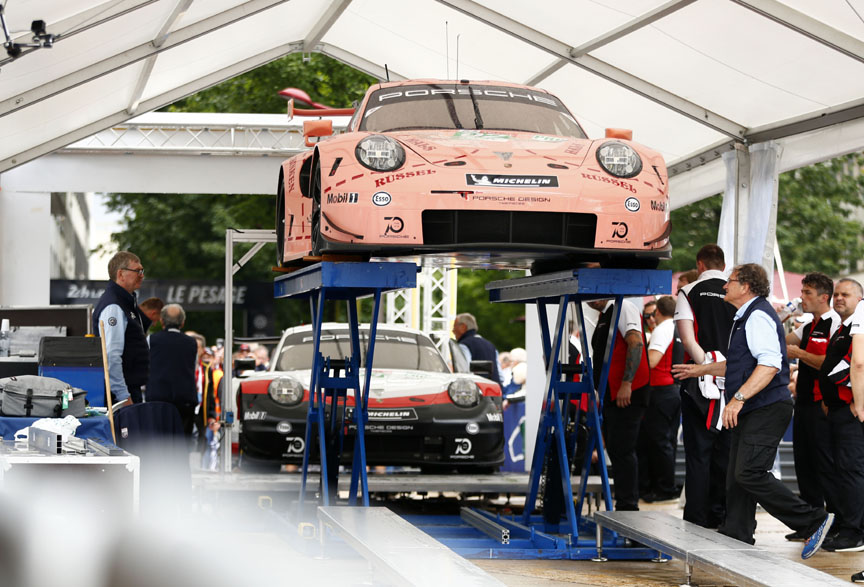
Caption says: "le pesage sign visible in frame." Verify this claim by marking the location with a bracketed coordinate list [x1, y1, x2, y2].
[52, 279, 269, 311]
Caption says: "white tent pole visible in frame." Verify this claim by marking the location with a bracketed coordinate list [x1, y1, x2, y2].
[774, 238, 789, 302]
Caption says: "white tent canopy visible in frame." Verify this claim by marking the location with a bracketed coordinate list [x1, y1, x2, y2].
[1, 0, 863, 196]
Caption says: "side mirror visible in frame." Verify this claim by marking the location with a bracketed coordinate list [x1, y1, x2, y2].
[605, 128, 633, 141]
[304, 119, 333, 147]
[448, 339, 470, 374]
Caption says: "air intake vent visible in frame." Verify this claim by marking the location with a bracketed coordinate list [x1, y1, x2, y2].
[422, 211, 596, 248]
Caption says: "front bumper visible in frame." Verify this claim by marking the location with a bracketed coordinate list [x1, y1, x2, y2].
[238, 395, 505, 467]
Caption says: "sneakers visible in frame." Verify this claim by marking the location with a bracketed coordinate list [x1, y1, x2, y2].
[784, 529, 809, 542]
[852, 571, 864, 583]
[823, 533, 864, 553]
[801, 513, 834, 560]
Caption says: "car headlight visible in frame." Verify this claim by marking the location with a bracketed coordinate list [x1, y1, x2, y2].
[356, 135, 405, 172]
[448, 378, 480, 407]
[596, 141, 642, 178]
[268, 377, 304, 406]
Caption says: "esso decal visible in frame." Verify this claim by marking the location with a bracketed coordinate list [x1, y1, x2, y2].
[624, 197, 640, 212]
[276, 421, 292, 434]
[372, 192, 392, 206]
[465, 422, 480, 435]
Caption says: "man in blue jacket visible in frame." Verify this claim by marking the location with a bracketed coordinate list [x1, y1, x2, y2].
[92, 251, 148, 406]
[147, 303, 198, 439]
[674, 263, 832, 559]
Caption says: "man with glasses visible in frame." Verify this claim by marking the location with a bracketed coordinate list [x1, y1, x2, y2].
[93, 251, 149, 405]
[674, 263, 832, 559]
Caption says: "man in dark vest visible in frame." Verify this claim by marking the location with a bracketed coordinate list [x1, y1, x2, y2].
[673, 244, 735, 528]
[784, 272, 840, 540]
[818, 278, 864, 552]
[453, 313, 501, 386]
[674, 263, 832, 559]
[93, 251, 149, 405]
[588, 296, 649, 511]
[147, 304, 199, 439]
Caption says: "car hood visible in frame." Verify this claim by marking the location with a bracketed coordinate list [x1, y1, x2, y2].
[253, 367, 490, 399]
[388, 129, 593, 167]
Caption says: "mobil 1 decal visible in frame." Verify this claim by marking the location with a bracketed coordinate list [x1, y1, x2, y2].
[466, 174, 559, 188]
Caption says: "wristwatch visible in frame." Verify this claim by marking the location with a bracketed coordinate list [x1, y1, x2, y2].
[734, 391, 746, 402]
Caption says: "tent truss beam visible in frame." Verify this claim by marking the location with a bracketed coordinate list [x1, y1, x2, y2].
[304, 0, 353, 52]
[126, 0, 195, 115]
[0, 40, 304, 173]
[733, 0, 864, 64]
[318, 42, 407, 82]
[436, 0, 746, 140]
[0, 0, 290, 119]
[525, 0, 698, 85]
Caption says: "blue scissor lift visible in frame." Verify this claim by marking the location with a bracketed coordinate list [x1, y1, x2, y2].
[410, 267, 671, 559]
[273, 261, 418, 507]
[273, 261, 671, 561]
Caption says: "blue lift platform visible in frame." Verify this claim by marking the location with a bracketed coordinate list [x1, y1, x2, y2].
[273, 262, 671, 561]
[415, 267, 671, 560]
[273, 261, 417, 507]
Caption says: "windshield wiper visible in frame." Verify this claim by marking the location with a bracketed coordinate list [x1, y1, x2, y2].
[467, 88, 484, 129]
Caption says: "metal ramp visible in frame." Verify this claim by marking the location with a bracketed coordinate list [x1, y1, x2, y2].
[318, 506, 505, 587]
[594, 511, 848, 586]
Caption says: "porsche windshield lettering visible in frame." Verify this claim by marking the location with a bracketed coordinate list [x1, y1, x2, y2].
[360, 85, 587, 139]
[375, 86, 560, 108]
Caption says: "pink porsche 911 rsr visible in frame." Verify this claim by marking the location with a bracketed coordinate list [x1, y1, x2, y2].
[277, 79, 670, 272]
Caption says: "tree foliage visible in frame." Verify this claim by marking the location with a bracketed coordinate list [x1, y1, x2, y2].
[456, 269, 526, 352]
[103, 54, 377, 339]
[165, 53, 376, 113]
[661, 154, 864, 275]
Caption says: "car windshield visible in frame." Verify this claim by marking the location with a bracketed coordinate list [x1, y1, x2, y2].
[275, 328, 450, 373]
[359, 84, 586, 139]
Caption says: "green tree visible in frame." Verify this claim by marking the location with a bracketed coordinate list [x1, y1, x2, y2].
[456, 269, 526, 352]
[661, 153, 864, 275]
[102, 54, 377, 339]
[165, 53, 375, 113]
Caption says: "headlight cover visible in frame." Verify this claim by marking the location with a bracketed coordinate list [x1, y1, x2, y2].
[448, 378, 480, 407]
[268, 377, 304, 406]
[596, 141, 642, 178]
[356, 135, 405, 172]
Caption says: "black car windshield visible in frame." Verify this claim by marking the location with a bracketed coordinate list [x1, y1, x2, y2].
[359, 84, 586, 139]
[275, 328, 450, 373]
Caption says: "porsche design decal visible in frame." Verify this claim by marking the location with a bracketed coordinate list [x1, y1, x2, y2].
[466, 174, 559, 188]
[470, 195, 552, 206]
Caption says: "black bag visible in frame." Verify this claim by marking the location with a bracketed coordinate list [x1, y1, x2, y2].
[0, 375, 87, 418]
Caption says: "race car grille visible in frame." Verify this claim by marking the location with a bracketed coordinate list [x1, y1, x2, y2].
[422, 210, 596, 248]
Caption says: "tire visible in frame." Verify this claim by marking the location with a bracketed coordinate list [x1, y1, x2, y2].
[275, 168, 286, 266]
